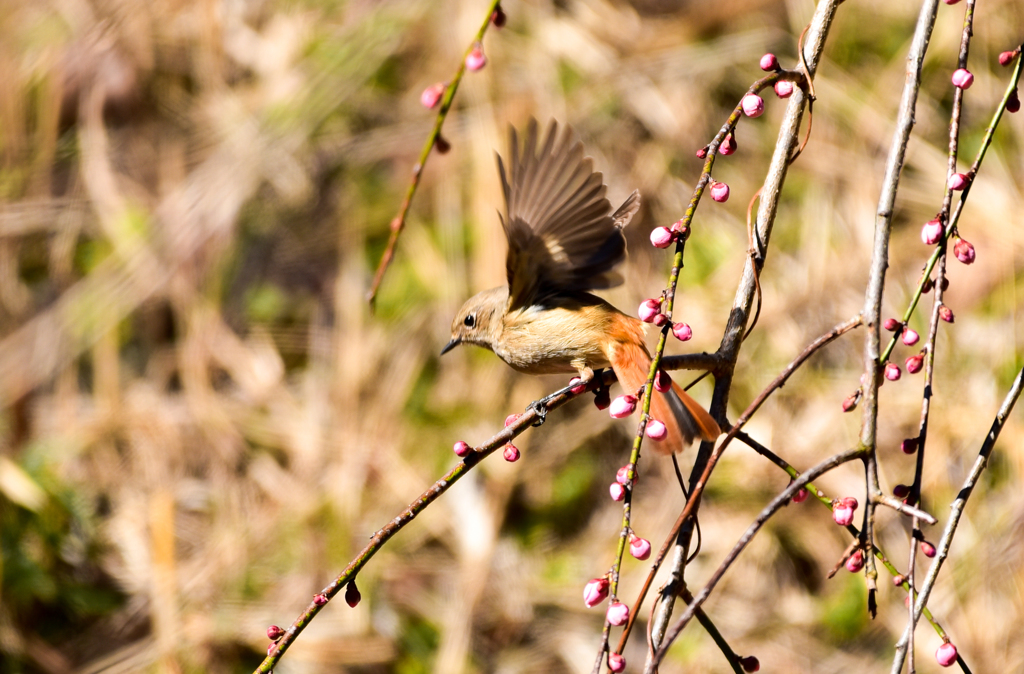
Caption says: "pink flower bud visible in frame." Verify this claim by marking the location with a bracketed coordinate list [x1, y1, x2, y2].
[465, 45, 487, 71]
[1007, 88, 1021, 113]
[646, 419, 668, 441]
[267, 642, 278, 656]
[938, 304, 954, 323]
[893, 484, 911, 499]
[953, 238, 976, 264]
[845, 549, 865, 573]
[491, 4, 507, 27]
[503, 443, 520, 462]
[608, 653, 626, 673]
[583, 577, 610, 607]
[720, 133, 737, 155]
[999, 51, 1016, 66]
[314, 593, 328, 606]
[609, 482, 625, 501]
[650, 226, 675, 248]
[905, 353, 924, 374]
[609, 394, 638, 419]
[842, 389, 861, 412]
[902, 328, 920, 346]
[710, 181, 730, 202]
[832, 498, 857, 526]
[922, 276, 934, 293]
[616, 465, 638, 485]
[774, 80, 794, 98]
[504, 413, 520, 427]
[638, 298, 661, 323]
[920, 540, 936, 558]
[760, 53, 779, 71]
[893, 573, 906, 586]
[420, 83, 446, 109]
[652, 313, 669, 327]
[901, 437, 919, 455]
[951, 68, 974, 89]
[606, 602, 630, 626]
[921, 219, 943, 245]
[594, 388, 611, 410]
[267, 625, 285, 641]
[670, 219, 687, 234]
[345, 581, 361, 607]
[884, 362, 901, 381]
[453, 440, 471, 457]
[739, 655, 761, 672]
[742, 93, 765, 117]
[792, 487, 809, 503]
[630, 535, 652, 560]
[696, 146, 708, 159]
[435, 135, 451, 154]
[654, 369, 672, 393]
[943, 0, 961, 4]
[883, 317, 901, 332]
[947, 172, 968, 191]
[569, 378, 587, 394]
[672, 322, 693, 342]
[936, 642, 958, 667]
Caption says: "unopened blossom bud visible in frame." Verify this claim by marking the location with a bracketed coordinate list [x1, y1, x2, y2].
[672, 322, 693, 342]
[883, 317, 901, 332]
[267, 642, 278, 656]
[435, 135, 451, 154]
[739, 655, 761, 672]
[893, 484, 911, 499]
[1007, 88, 1021, 113]
[696, 146, 708, 159]
[936, 642, 958, 667]
[453, 441, 471, 457]
[902, 328, 920, 346]
[630, 535, 652, 560]
[710, 181, 730, 202]
[569, 378, 587, 394]
[920, 540, 937, 558]
[652, 313, 669, 327]
[616, 465, 638, 485]
[884, 362, 901, 381]
[845, 549, 865, 573]
[267, 625, 285, 641]
[842, 389, 861, 412]
[947, 173, 968, 191]
[921, 219, 943, 245]
[503, 443, 520, 462]
[583, 577, 610, 607]
[832, 497, 858, 526]
[742, 93, 765, 118]
[670, 219, 687, 235]
[313, 593, 328, 606]
[792, 487, 809, 503]
[943, 0, 961, 4]
[594, 388, 611, 410]
[647, 419, 668, 441]
[504, 413, 520, 427]
[491, 4, 507, 27]
[951, 68, 974, 89]
[720, 133, 737, 155]
[345, 581, 361, 607]
[650, 226, 675, 248]
[654, 369, 672, 393]
[759, 53, 779, 71]
[774, 80, 794, 98]
[608, 653, 626, 673]
[606, 602, 630, 626]
[465, 45, 487, 71]
[609, 394, 638, 419]
[420, 83, 445, 108]
[893, 574, 906, 586]
[901, 437, 919, 455]
[609, 482, 626, 501]
[922, 277, 934, 293]
[953, 238, 976, 264]
[638, 298, 661, 323]
[938, 305, 954, 323]
[999, 51, 1016, 66]
[906, 353, 924, 374]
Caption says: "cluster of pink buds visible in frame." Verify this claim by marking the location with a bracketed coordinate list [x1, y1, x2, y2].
[832, 496, 858, 526]
[638, 297, 663, 323]
[650, 220, 688, 249]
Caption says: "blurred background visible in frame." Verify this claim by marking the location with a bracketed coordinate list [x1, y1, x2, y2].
[1, 0, 1023, 672]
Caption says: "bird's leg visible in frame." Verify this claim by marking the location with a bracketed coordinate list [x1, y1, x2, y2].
[527, 366, 596, 427]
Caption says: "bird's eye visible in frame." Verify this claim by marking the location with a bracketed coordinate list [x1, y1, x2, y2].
[463, 313, 476, 328]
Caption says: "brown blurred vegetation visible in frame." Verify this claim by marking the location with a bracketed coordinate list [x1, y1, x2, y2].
[1, 0, 1023, 672]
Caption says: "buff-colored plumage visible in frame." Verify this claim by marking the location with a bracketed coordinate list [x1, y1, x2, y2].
[444, 120, 719, 453]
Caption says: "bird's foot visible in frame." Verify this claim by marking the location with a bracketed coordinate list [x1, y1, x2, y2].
[528, 398, 550, 426]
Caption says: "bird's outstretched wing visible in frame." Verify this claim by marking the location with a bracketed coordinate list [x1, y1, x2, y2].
[499, 119, 640, 310]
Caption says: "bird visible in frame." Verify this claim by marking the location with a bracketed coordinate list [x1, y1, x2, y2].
[441, 119, 720, 454]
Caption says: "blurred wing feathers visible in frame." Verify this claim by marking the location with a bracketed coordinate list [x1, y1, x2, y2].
[499, 120, 639, 309]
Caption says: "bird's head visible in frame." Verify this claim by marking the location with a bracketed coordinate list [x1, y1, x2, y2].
[441, 286, 509, 356]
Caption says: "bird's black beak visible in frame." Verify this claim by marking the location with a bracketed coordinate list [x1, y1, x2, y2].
[440, 338, 460, 356]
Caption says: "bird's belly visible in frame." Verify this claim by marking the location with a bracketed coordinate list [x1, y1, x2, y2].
[495, 306, 612, 375]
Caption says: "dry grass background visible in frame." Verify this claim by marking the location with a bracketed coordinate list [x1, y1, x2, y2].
[1, 0, 1023, 672]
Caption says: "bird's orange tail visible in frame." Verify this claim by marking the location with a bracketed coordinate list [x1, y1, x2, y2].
[609, 341, 720, 455]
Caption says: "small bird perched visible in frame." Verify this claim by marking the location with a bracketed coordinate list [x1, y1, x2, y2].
[441, 120, 719, 454]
